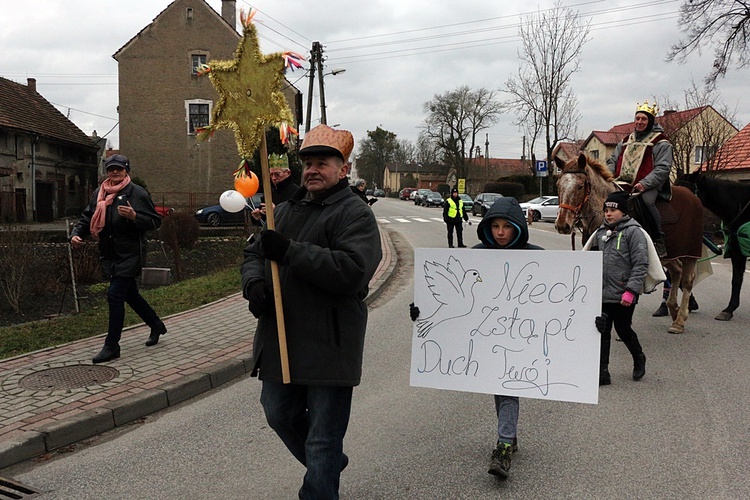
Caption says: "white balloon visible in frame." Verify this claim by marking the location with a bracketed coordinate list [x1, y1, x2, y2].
[219, 190, 247, 213]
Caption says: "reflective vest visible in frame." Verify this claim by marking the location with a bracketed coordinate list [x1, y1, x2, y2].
[446, 198, 464, 218]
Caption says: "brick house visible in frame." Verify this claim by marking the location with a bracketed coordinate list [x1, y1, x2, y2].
[0, 77, 99, 222]
[113, 0, 301, 210]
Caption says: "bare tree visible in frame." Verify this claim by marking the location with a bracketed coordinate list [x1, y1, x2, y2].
[659, 82, 739, 176]
[393, 139, 417, 164]
[416, 132, 441, 166]
[422, 86, 502, 179]
[504, 1, 590, 169]
[667, 0, 750, 87]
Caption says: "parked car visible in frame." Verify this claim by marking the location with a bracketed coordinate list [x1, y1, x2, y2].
[414, 188, 433, 206]
[471, 193, 503, 216]
[373, 189, 386, 197]
[155, 205, 174, 217]
[422, 191, 445, 207]
[365, 189, 374, 196]
[195, 193, 263, 226]
[399, 187, 418, 200]
[457, 193, 474, 213]
[520, 195, 559, 222]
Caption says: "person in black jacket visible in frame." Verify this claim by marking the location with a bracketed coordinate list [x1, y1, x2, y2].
[241, 125, 381, 498]
[410, 196, 540, 481]
[351, 178, 377, 205]
[70, 155, 166, 363]
[443, 188, 470, 247]
[250, 163, 300, 223]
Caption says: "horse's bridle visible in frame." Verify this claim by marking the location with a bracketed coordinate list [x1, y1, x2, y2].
[558, 170, 593, 243]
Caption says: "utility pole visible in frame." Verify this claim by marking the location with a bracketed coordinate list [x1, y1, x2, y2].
[304, 42, 326, 132]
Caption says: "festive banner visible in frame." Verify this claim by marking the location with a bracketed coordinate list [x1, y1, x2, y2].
[410, 249, 602, 404]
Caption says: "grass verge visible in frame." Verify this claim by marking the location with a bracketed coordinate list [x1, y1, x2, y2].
[0, 267, 241, 360]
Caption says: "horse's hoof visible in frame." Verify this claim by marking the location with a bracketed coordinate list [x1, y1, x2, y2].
[668, 326, 684, 334]
[715, 311, 733, 321]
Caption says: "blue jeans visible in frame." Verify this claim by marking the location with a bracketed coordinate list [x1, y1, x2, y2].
[260, 381, 352, 500]
[105, 276, 161, 347]
[494, 395, 519, 443]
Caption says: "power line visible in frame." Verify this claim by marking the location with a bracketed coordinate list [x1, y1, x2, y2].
[48, 102, 118, 121]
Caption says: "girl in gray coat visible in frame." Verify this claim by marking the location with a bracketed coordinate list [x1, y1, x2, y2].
[591, 191, 648, 385]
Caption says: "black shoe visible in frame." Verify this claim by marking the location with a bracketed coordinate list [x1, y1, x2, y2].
[145, 322, 167, 347]
[599, 368, 611, 386]
[448, 244, 454, 248]
[652, 302, 668, 317]
[93, 345, 120, 364]
[633, 353, 646, 381]
[458, 244, 467, 248]
[689, 294, 699, 312]
[488, 442, 512, 479]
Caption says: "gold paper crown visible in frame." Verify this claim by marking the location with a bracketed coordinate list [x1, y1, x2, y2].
[636, 100, 658, 117]
[268, 153, 289, 170]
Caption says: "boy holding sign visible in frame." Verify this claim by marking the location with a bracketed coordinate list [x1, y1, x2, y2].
[410, 196, 541, 480]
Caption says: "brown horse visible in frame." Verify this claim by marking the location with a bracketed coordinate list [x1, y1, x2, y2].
[554, 153, 704, 334]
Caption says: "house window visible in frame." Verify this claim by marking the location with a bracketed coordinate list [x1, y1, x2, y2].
[590, 150, 599, 160]
[695, 145, 716, 164]
[191, 54, 207, 75]
[185, 99, 212, 135]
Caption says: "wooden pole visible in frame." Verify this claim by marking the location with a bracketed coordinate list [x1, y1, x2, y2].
[259, 133, 291, 383]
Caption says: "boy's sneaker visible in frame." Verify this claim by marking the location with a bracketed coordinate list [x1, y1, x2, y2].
[488, 442, 512, 479]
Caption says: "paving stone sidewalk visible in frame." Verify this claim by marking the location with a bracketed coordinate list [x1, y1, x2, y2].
[0, 226, 396, 469]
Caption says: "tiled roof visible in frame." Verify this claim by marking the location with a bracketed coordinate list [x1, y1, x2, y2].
[0, 76, 97, 148]
[712, 122, 750, 170]
[589, 130, 629, 146]
[608, 106, 708, 137]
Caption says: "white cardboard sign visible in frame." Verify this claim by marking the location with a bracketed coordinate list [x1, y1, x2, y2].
[410, 249, 602, 404]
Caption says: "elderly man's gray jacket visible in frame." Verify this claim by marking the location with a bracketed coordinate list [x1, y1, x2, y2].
[241, 181, 382, 386]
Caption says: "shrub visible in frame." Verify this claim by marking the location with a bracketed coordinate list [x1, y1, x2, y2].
[0, 226, 43, 314]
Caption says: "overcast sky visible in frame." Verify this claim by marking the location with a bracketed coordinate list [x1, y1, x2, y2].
[2, 0, 749, 159]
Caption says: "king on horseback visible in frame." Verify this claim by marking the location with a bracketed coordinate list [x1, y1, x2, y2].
[606, 100, 674, 259]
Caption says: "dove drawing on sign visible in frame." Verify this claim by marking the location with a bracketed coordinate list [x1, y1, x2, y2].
[416, 256, 483, 338]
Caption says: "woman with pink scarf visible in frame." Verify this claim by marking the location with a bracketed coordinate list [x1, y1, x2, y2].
[70, 154, 167, 363]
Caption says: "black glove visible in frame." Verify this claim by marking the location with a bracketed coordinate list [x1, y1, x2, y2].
[409, 302, 420, 321]
[260, 230, 290, 262]
[368, 198, 378, 205]
[247, 281, 269, 318]
[595, 313, 608, 334]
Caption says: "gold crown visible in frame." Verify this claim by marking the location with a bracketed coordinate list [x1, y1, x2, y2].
[636, 100, 658, 117]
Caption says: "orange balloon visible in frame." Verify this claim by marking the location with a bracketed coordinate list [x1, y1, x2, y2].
[234, 170, 259, 197]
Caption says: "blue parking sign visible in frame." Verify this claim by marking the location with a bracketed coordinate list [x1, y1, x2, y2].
[535, 160, 548, 177]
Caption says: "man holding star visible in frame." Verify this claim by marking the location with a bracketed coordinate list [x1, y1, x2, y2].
[241, 124, 382, 499]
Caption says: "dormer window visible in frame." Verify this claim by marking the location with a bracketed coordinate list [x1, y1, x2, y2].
[186, 8, 193, 20]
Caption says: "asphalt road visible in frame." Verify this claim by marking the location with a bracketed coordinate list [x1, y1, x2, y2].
[6, 197, 750, 499]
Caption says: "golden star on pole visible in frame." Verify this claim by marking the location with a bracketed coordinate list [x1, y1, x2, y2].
[201, 21, 295, 159]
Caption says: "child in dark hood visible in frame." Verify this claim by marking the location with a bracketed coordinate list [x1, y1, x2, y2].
[410, 196, 541, 480]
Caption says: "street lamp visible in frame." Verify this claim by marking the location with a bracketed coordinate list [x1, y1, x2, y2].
[318, 68, 346, 127]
